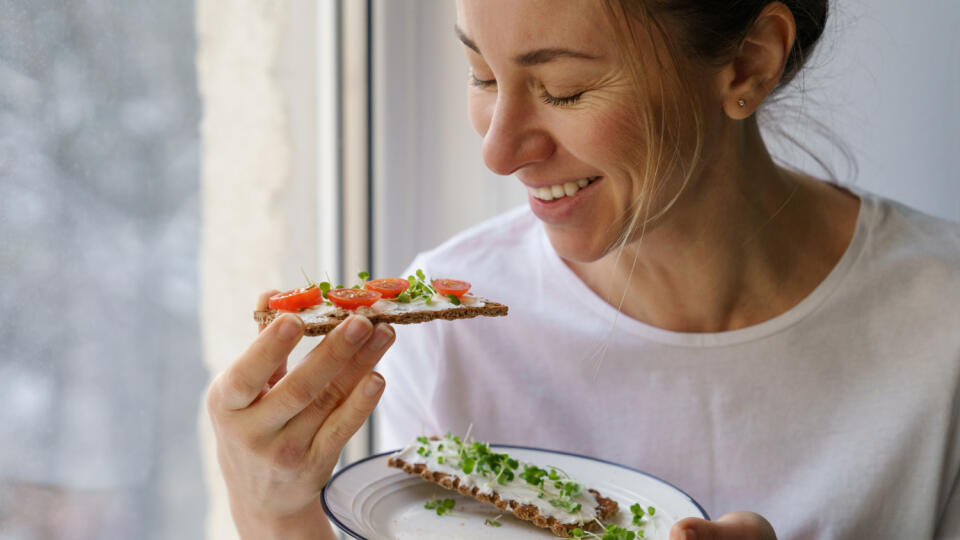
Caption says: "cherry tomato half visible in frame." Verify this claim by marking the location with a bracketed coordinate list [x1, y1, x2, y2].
[268, 286, 323, 311]
[433, 278, 471, 298]
[328, 288, 382, 310]
[364, 278, 410, 298]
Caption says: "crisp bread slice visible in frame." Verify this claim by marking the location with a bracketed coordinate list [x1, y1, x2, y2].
[254, 300, 508, 336]
[387, 456, 618, 537]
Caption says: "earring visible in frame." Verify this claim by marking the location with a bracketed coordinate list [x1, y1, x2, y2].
[737, 98, 746, 107]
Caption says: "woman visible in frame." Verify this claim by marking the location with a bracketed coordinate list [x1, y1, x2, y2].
[206, 1, 960, 538]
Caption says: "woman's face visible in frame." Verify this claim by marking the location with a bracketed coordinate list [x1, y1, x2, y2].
[457, 0, 688, 262]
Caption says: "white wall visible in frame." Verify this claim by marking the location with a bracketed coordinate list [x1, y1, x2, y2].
[371, 1, 960, 276]
[770, 0, 960, 221]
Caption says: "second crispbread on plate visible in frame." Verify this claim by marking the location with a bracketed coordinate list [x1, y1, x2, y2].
[388, 436, 620, 538]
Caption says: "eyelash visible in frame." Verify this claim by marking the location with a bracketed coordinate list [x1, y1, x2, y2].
[540, 90, 584, 107]
[469, 73, 585, 107]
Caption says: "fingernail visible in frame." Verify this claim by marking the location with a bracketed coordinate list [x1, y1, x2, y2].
[344, 316, 372, 344]
[277, 315, 303, 341]
[367, 324, 394, 351]
[684, 530, 697, 540]
[365, 373, 385, 396]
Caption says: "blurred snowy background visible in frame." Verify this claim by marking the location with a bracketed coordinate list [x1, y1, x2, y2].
[0, 1, 206, 539]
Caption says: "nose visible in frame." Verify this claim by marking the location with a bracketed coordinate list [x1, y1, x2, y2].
[480, 95, 555, 176]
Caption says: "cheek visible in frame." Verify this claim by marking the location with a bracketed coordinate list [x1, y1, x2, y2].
[566, 103, 644, 174]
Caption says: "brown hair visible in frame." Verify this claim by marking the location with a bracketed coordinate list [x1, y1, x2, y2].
[597, 1, 829, 248]
[646, 1, 828, 89]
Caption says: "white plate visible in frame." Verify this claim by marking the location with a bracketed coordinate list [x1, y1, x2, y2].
[322, 445, 708, 539]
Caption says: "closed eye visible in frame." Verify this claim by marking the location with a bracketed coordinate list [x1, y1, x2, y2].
[540, 90, 585, 107]
[469, 73, 496, 88]
[470, 72, 585, 107]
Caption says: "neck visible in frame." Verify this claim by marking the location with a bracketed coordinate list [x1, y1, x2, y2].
[567, 119, 859, 333]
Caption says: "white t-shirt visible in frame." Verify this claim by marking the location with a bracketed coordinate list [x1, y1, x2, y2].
[375, 190, 960, 539]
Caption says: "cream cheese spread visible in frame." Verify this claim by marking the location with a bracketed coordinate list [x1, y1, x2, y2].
[392, 436, 601, 524]
[284, 293, 486, 324]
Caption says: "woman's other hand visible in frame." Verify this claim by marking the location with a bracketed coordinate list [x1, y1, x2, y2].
[671, 511, 777, 540]
[207, 290, 395, 539]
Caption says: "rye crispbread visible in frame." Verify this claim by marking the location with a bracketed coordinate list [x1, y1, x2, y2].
[387, 456, 619, 538]
[253, 300, 508, 336]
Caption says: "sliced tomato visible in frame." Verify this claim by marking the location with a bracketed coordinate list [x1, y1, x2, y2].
[268, 286, 323, 311]
[328, 288, 382, 310]
[364, 277, 410, 298]
[433, 278, 471, 298]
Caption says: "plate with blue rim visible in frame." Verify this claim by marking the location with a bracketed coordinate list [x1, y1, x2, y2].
[322, 444, 708, 540]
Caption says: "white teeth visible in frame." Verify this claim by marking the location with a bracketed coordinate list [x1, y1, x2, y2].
[528, 177, 598, 201]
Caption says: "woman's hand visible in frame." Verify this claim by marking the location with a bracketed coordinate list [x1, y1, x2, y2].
[207, 290, 396, 540]
[670, 511, 777, 540]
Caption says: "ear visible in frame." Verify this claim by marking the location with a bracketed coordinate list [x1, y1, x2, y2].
[717, 2, 797, 119]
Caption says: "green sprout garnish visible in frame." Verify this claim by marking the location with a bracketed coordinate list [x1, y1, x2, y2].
[405, 269, 438, 304]
[358, 271, 370, 282]
[601, 525, 636, 540]
[484, 515, 503, 527]
[424, 497, 456, 516]
[318, 281, 331, 298]
[446, 293, 461, 305]
[300, 267, 318, 288]
[520, 464, 547, 485]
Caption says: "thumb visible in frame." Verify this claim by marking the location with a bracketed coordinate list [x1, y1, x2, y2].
[670, 511, 776, 540]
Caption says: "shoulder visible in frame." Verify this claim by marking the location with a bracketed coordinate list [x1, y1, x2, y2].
[867, 192, 960, 249]
[859, 191, 960, 278]
[846, 191, 960, 330]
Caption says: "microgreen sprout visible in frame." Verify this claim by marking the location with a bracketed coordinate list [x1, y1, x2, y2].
[600, 525, 636, 540]
[569, 521, 639, 540]
[405, 269, 438, 304]
[424, 496, 456, 516]
[484, 514, 503, 527]
[300, 267, 318, 288]
[300, 268, 332, 298]
[416, 436, 431, 458]
[446, 293, 461, 305]
[520, 464, 547, 486]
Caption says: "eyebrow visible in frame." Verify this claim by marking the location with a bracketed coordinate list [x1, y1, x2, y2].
[454, 25, 599, 66]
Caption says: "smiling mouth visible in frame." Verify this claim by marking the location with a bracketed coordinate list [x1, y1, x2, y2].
[527, 176, 601, 202]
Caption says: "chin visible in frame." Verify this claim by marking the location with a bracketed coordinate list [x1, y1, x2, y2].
[543, 226, 615, 264]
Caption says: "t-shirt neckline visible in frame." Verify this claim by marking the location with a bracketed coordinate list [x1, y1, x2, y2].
[539, 190, 874, 348]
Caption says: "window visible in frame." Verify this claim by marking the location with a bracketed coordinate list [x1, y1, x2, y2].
[0, 1, 204, 538]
